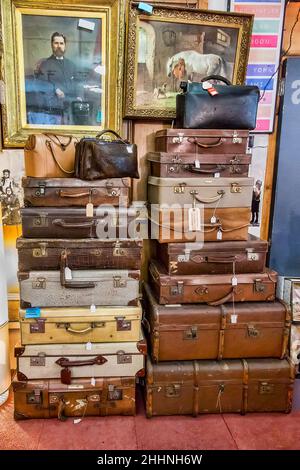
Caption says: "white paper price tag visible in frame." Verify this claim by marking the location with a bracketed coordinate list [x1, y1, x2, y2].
[232, 276, 238, 286]
[86, 342, 92, 351]
[86, 202, 93, 217]
[211, 216, 217, 224]
[231, 314, 238, 324]
[202, 81, 211, 90]
[90, 304, 96, 313]
[64, 267, 72, 280]
[188, 207, 201, 231]
[127, 145, 133, 154]
[91, 377, 96, 386]
[194, 159, 200, 169]
[217, 229, 222, 240]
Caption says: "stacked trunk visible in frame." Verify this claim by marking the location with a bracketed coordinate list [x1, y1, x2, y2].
[144, 129, 295, 417]
[13, 177, 147, 420]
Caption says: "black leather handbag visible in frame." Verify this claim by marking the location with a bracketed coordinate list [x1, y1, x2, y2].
[176, 75, 260, 130]
[74, 129, 139, 180]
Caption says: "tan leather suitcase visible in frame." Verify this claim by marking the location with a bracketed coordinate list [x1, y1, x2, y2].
[149, 260, 277, 305]
[145, 357, 295, 417]
[13, 376, 136, 420]
[143, 283, 290, 361]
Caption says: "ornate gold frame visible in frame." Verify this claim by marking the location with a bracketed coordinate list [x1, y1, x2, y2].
[0, 0, 125, 147]
[124, 3, 254, 120]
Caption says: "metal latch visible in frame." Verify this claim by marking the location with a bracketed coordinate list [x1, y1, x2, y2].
[113, 241, 128, 257]
[178, 248, 191, 263]
[183, 326, 198, 340]
[247, 252, 259, 261]
[30, 352, 46, 367]
[88, 394, 101, 402]
[232, 130, 242, 144]
[247, 325, 259, 338]
[49, 394, 60, 404]
[117, 350, 132, 364]
[170, 281, 184, 296]
[165, 384, 181, 398]
[254, 279, 265, 293]
[33, 215, 48, 227]
[32, 277, 46, 289]
[107, 384, 123, 401]
[35, 183, 46, 197]
[106, 182, 120, 197]
[113, 276, 127, 288]
[172, 133, 184, 144]
[259, 382, 275, 394]
[26, 390, 42, 405]
[230, 182, 242, 193]
[168, 164, 180, 174]
[174, 183, 186, 193]
[115, 316, 132, 331]
[33, 243, 48, 257]
[30, 318, 46, 334]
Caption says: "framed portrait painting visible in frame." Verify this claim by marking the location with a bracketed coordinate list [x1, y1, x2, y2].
[0, 0, 125, 147]
[124, 2, 254, 120]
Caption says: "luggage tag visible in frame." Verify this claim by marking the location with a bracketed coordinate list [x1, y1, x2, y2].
[231, 314, 238, 324]
[91, 377, 96, 387]
[232, 276, 238, 286]
[64, 266, 72, 281]
[188, 197, 201, 232]
[90, 304, 96, 313]
[214, 172, 220, 178]
[202, 81, 219, 96]
[194, 159, 200, 169]
[86, 191, 93, 218]
[211, 216, 217, 224]
[25, 307, 41, 318]
[86, 342, 92, 351]
[217, 229, 222, 240]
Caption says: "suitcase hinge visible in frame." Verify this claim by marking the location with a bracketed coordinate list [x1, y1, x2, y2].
[107, 384, 123, 401]
[35, 183, 46, 197]
[230, 182, 242, 193]
[170, 281, 184, 296]
[30, 352, 46, 367]
[165, 384, 181, 398]
[183, 326, 198, 340]
[247, 325, 260, 338]
[232, 130, 242, 144]
[33, 243, 48, 257]
[33, 215, 48, 227]
[113, 241, 128, 257]
[247, 251, 259, 261]
[115, 316, 132, 331]
[113, 276, 127, 288]
[254, 279, 265, 293]
[32, 277, 46, 289]
[30, 318, 46, 334]
[26, 389, 42, 405]
[173, 183, 186, 194]
[259, 382, 275, 394]
[117, 350, 132, 364]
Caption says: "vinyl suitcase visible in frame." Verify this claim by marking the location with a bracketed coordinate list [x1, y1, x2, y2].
[22, 177, 132, 207]
[145, 357, 295, 417]
[17, 238, 143, 271]
[150, 206, 250, 243]
[149, 260, 277, 305]
[155, 129, 250, 155]
[143, 283, 290, 361]
[15, 337, 147, 383]
[19, 303, 142, 345]
[147, 152, 251, 178]
[21, 204, 148, 239]
[157, 235, 268, 275]
[13, 376, 136, 420]
[18, 268, 140, 308]
[148, 176, 253, 209]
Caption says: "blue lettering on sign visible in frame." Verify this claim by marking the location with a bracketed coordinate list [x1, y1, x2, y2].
[25, 307, 41, 318]
[247, 64, 276, 77]
[246, 78, 274, 91]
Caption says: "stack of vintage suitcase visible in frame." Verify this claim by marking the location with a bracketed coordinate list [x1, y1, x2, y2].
[144, 128, 295, 417]
[12, 175, 148, 420]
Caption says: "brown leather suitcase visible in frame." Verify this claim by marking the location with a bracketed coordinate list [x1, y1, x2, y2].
[143, 283, 290, 362]
[145, 357, 295, 417]
[155, 129, 250, 154]
[13, 376, 136, 420]
[148, 152, 251, 178]
[156, 235, 268, 275]
[17, 238, 143, 271]
[22, 177, 132, 207]
[150, 206, 250, 243]
[21, 204, 148, 239]
[149, 260, 277, 305]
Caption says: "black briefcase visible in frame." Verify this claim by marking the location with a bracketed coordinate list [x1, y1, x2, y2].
[176, 75, 259, 130]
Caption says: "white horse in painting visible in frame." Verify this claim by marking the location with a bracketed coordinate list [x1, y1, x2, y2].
[167, 51, 228, 81]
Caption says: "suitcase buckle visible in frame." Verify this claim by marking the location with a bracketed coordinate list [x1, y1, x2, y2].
[183, 326, 198, 340]
[170, 281, 184, 296]
[259, 382, 275, 394]
[117, 350, 132, 364]
[232, 131, 242, 144]
[113, 276, 127, 288]
[254, 279, 265, 293]
[247, 325, 260, 338]
[30, 318, 46, 334]
[32, 277, 46, 289]
[174, 183, 186, 194]
[115, 316, 132, 331]
[30, 352, 46, 367]
[165, 384, 181, 398]
[26, 390, 42, 405]
[107, 384, 123, 401]
[230, 183, 242, 193]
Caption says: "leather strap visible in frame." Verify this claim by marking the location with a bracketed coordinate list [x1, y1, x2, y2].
[205, 255, 242, 264]
[241, 359, 249, 415]
[193, 361, 200, 417]
[193, 191, 224, 204]
[187, 137, 222, 148]
[217, 305, 227, 360]
[45, 140, 75, 174]
[201, 75, 232, 85]
[55, 355, 107, 368]
[207, 287, 238, 306]
[96, 129, 126, 143]
[53, 219, 95, 228]
[187, 165, 225, 174]
[59, 190, 93, 198]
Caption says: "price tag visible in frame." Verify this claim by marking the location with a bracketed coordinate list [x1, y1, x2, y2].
[127, 145, 133, 154]
[232, 276, 238, 286]
[188, 207, 201, 231]
[194, 159, 200, 169]
[90, 304, 96, 313]
[86, 342, 92, 351]
[91, 377, 96, 386]
[73, 419, 82, 424]
[64, 267, 72, 281]
[214, 172, 220, 178]
[217, 229, 222, 240]
[86, 202, 94, 217]
[231, 314, 238, 324]
[207, 86, 218, 96]
[211, 216, 217, 224]
[25, 307, 41, 318]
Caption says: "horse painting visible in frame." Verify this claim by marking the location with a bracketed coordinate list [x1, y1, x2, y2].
[167, 50, 228, 82]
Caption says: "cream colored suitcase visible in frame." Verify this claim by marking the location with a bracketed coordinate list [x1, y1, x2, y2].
[19, 304, 142, 345]
[18, 269, 140, 308]
[148, 176, 254, 208]
[15, 334, 147, 383]
[290, 324, 300, 365]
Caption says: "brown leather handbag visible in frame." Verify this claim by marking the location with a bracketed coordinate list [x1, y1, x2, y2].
[74, 129, 139, 180]
[24, 134, 77, 178]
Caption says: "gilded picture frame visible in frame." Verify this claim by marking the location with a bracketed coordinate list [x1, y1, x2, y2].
[0, 0, 125, 147]
[124, 2, 254, 120]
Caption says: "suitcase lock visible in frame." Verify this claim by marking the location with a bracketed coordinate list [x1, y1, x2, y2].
[117, 350, 132, 364]
[35, 184, 46, 197]
[30, 318, 46, 334]
[33, 215, 48, 227]
[113, 241, 128, 257]
[230, 183, 242, 193]
[113, 276, 127, 288]
[115, 316, 132, 331]
[232, 131, 242, 144]
[107, 384, 123, 401]
[170, 281, 184, 296]
[26, 390, 42, 405]
[32, 277, 46, 289]
[106, 182, 120, 197]
[247, 325, 259, 338]
[172, 133, 184, 144]
[183, 326, 198, 340]
[259, 382, 275, 395]
[174, 183, 186, 194]
[165, 384, 181, 398]
[247, 251, 259, 261]
[33, 243, 48, 257]
[254, 279, 265, 293]
[30, 352, 46, 367]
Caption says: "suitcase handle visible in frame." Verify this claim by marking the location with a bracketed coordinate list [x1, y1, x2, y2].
[57, 322, 105, 334]
[205, 255, 242, 264]
[56, 355, 107, 368]
[187, 165, 226, 174]
[192, 191, 225, 204]
[53, 218, 94, 228]
[59, 190, 92, 198]
[207, 287, 239, 306]
[60, 250, 96, 289]
[187, 137, 222, 148]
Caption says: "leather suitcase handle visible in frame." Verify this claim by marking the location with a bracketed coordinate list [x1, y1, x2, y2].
[57, 322, 105, 334]
[59, 190, 92, 198]
[60, 251, 96, 289]
[188, 137, 222, 148]
[53, 219, 94, 228]
[205, 255, 242, 264]
[187, 165, 225, 174]
[207, 287, 237, 306]
[55, 355, 107, 368]
[193, 191, 225, 204]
